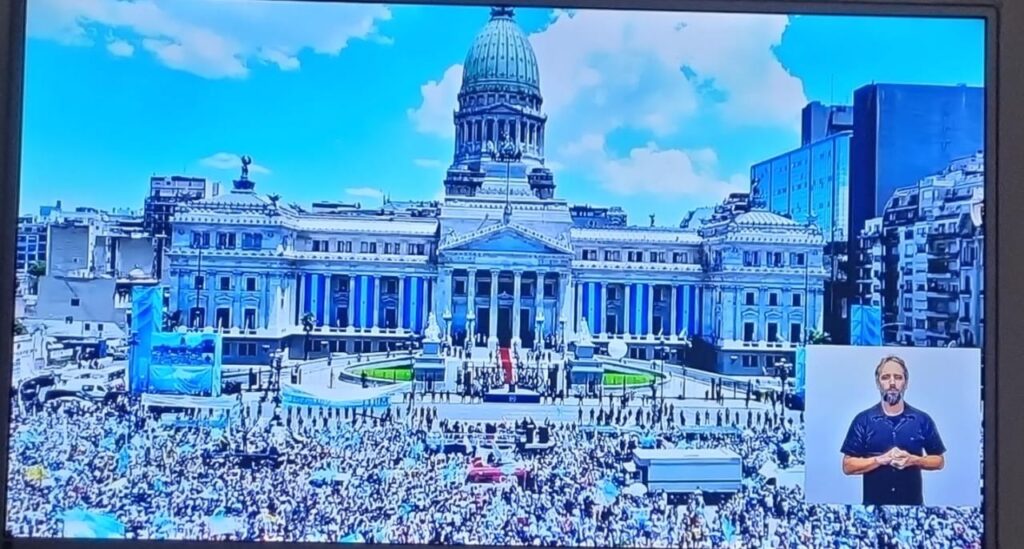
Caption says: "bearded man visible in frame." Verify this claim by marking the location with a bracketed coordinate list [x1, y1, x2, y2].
[839, 355, 946, 505]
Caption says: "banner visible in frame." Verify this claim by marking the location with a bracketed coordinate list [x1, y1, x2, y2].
[280, 383, 396, 409]
[850, 305, 882, 346]
[62, 509, 125, 539]
[129, 286, 163, 394]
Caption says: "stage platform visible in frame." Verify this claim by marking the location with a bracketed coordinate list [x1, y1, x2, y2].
[483, 387, 541, 404]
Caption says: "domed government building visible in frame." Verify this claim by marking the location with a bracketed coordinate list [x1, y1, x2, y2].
[166, 6, 826, 377]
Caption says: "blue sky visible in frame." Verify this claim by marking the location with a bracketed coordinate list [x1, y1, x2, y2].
[20, 0, 984, 226]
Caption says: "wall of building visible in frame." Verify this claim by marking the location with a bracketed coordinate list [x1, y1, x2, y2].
[35, 276, 121, 325]
[47, 224, 93, 277]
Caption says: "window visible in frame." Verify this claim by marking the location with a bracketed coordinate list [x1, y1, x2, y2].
[582, 249, 598, 261]
[238, 342, 257, 357]
[71, 298, 80, 307]
[97, 324, 104, 332]
[215, 308, 231, 329]
[195, 275, 205, 290]
[742, 355, 758, 368]
[650, 251, 665, 263]
[673, 252, 688, 264]
[790, 323, 802, 343]
[745, 292, 756, 306]
[367, 242, 377, 254]
[628, 251, 644, 263]
[246, 277, 257, 292]
[191, 231, 210, 248]
[605, 250, 620, 261]
[768, 293, 779, 307]
[216, 232, 237, 249]
[792, 293, 803, 307]
[790, 253, 806, 266]
[903, 298, 913, 310]
[743, 251, 760, 267]
[219, 276, 232, 291]
[454, 279, 466, 295]
[767, 323, 779, 342]
[545, 280, 557, 298]
[241, 233, 263, 250]
[84, 323, 91, 331]
[386, 279, 398, 293]
[409, 243, 425, 255]
[768, 252, 784, 268]
[743, 322, 755, 342]
[243, 309, 257, 330]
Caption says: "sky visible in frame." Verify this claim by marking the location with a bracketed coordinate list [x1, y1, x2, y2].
[18, 0, 985, 226]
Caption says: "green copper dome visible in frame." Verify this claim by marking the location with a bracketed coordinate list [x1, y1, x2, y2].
[461, 7, 541, 95]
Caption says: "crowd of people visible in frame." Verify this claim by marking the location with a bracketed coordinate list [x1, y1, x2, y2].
[5, 388, 983, 547]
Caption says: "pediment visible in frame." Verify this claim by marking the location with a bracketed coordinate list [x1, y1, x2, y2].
[440, 223, 572, 255]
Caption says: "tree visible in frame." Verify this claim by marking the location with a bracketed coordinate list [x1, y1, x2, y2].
[13, 319, 27, 336]
[27, 261, 45, 278]
[807, 330, 831, 345]
[301, 312, 316, 360]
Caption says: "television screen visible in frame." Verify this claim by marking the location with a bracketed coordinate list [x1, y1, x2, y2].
[6, 0, 986, 546]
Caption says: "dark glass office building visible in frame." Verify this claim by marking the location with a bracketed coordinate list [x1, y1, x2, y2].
[848, 83, 983, 248]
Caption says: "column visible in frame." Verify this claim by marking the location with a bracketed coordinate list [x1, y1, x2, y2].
[398, 275, 406, 331]
[346, 275, 355, 329]
[575, 281, 584, 334]
[467, 269, 478, 336]
[647, 283, 655, 337]
[624, 284, 632, 336]
[323, 274, 332, 327]
[233, 272, 243, 330]
[372, 275, 381, 329]
[758, 286, 766, 342]
[559, 271, 572, 341]
[513, 270, 523, 345]
[489, 270, 499, 342]
[422, 277, 432, 333]
[599, 283, 608, 335]
[670, 285, 678, 338]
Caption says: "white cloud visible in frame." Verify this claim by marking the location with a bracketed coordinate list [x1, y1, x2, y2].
[409, 9, 804, 144]
[599, 143, 747, 199]
[200, 152, 270, 175]
[407, 64, 463, 138]
[27, 0, 392, 79]
[561, 137, 745, 204]
[530, 10, 805, 132]
[345, 187, 384, 200]
[106, 38, 134, 57]
[414, 158, 445, 168]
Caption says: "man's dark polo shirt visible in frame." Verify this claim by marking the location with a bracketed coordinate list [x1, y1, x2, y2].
[840, 402, 946, 505]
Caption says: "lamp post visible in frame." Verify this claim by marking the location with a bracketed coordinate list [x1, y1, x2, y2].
[534, 309, 545, 354]
[558, 314, 566, 353]
[442, 308, 453, 350]
[775, 357, 791, 416]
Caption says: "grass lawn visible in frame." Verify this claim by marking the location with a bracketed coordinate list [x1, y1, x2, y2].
[603, 371, 656, 387]
[363, 367, 413, 382]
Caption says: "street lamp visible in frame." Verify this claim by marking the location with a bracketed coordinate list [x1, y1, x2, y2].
[442, 308, 453, 350]
[534, 309, 545, 354]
